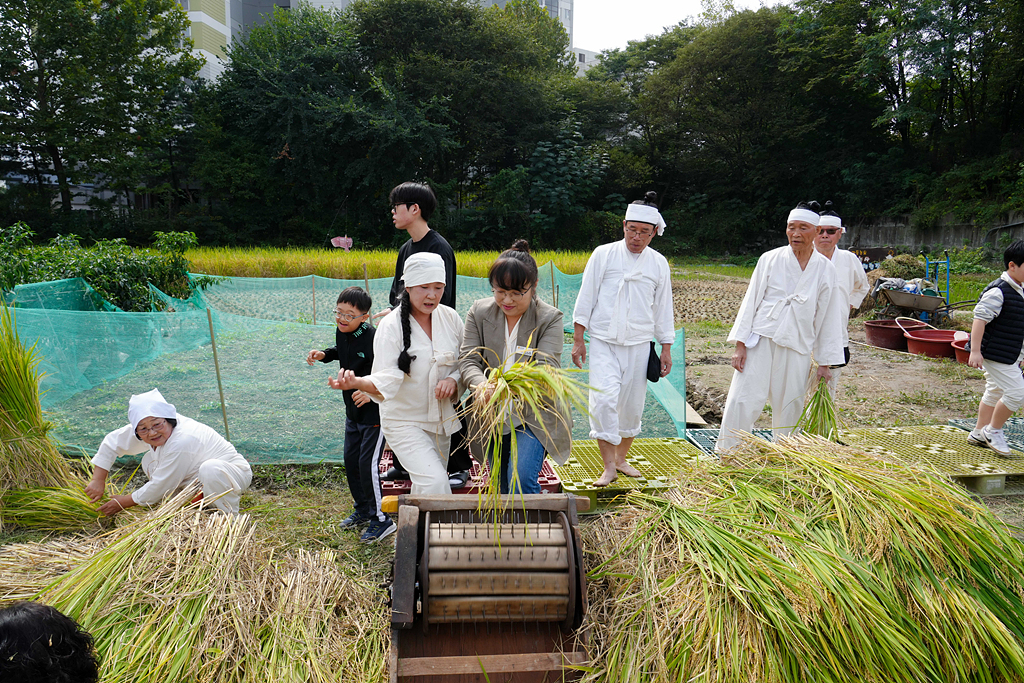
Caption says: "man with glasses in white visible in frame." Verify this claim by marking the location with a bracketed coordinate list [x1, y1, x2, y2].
[814, 202, 869, 397]
[571, 192, 675, 487]
[85, 388, 252, 515]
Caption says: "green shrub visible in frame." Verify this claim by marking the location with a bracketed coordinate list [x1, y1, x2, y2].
[0, 224, 199, 311]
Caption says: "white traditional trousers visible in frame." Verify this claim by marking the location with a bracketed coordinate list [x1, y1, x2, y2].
[716, 338, 812, 454]
[980, 359, 1024, 412]
[196, 460, 252, 515]
[588, 338, 649, 445]
[382, 422, 452, 495]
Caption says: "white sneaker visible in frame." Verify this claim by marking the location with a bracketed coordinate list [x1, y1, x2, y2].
[967, 429, 988, 447]
[982, 426, 1013, 457]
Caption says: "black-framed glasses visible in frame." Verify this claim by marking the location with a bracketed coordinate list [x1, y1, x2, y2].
[136, 418, 167, 437]
[625, 226, 654, 237]
[334, 309, 367, 322]
[391, 202, 413, 211]
[492, 286, 532, 302]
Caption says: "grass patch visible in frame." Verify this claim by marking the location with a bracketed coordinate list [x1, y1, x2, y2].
[682, 319, 729, 338]
[185, 247, 592, 278]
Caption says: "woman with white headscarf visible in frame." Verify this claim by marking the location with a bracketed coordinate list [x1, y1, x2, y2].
[84, 388, 252, 515]
[331, 252, 464, 495]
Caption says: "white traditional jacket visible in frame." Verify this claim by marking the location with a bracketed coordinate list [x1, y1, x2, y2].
[728, 246, 846, 366]
[572, 240, 675, 347]
[368, 304, 464, 435]
[829, 248, 870, 346]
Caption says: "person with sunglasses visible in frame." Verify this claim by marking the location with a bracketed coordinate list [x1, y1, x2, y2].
[85, 388, 252, 515]
[306, 287, 395, 542]
[715, 201, 846, 455]
[572, 192, 675, 487]
[460, 239, 571, 494]
[814, 202, 869, 396]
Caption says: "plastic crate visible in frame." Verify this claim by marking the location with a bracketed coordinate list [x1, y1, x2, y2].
[378, 449, 561, 496]
[685, 428, 774, 456]
[551, 438, 701, 512]
[839, 425, 1024, 477]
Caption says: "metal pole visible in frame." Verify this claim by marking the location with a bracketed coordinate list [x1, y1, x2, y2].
[206, 308, 230, 441]
[312, 276, 316, 325]
[550, 264, 556, 307]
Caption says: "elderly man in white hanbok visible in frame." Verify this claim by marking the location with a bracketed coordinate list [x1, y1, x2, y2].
[814, 205, 869, 397]
[572, 193, 675, 487]
[715, 203, 847, 455]
[85, 388, 252, 515]
[332, 252, 464, 495]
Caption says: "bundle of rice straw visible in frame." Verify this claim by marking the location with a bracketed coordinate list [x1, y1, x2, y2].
[578, 434, 1024, 683]
[0, 303, 75, 490]
[465, 357, 587, 511]
[794, 376, 840, 441]
[2, 488, 388, 683]
[0, 486, 102, 530]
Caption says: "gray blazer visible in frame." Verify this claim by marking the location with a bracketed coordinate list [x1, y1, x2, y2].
[458, 297, 573, 465]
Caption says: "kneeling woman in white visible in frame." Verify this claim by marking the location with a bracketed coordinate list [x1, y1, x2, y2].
[332, 252, 464, 495]
[85, 388, 252, 515]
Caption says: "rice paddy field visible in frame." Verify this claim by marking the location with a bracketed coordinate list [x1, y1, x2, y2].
[4, 250, 1024, 682]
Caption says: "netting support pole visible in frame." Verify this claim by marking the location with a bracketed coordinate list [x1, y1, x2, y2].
[363, 263, 370, 297]
[311, 276, 316, 325]
[555, 284, 559, 310]
[206, 308, 231, 442]
[550, 265, 556, 307]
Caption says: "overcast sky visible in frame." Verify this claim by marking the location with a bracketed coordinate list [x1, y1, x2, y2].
[573, 0, 767, 52]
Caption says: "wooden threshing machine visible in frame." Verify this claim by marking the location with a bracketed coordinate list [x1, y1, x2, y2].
[385, 494, 590, 682]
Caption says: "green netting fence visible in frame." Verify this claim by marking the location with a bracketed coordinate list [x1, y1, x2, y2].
[6, 266, 686, 465]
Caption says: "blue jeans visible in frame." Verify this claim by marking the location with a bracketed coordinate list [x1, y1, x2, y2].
[491, 425, 546, 495]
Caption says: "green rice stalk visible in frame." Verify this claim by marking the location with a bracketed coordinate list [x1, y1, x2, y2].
[794, 377, 840, 441]
[464, 351, 588, 515]
[0, 303, 75, 491]
[0, 486, 102, 530]
[579, 435, 1024, 683]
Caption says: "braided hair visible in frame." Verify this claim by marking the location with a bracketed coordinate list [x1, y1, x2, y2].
[397, 290, 417, 375]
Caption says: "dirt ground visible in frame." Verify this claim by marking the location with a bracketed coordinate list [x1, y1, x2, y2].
[671, 267, 1024, 531]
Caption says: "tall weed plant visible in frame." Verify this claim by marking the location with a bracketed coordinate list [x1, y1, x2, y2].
[0, 223, 200, 311]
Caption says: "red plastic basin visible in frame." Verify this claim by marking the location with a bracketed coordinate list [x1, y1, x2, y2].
[865, 319, 928, 351]
[904, 329, 957, 358]
[951, 338, 970, 364]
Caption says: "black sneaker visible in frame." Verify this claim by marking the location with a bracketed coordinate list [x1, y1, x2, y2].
[360, 518, 397, 543]
[339, 512, 371, 530]
[381, 466, 410, 481]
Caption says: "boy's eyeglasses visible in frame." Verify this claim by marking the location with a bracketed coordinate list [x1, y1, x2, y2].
[391, 202, 413, 211]
[492, 286, 531, 302]
[335, 310, 367, 322]
[820, 228, 841, 235]
[135, 419, 167, 437]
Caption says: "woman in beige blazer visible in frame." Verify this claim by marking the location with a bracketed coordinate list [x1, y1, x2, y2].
[459, 240, 572, 494]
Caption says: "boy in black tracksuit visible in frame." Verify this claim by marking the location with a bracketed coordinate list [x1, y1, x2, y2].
[306, 287, 395, 542]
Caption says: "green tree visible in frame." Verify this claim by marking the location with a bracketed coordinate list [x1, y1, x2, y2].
[0, 0, 203, 212]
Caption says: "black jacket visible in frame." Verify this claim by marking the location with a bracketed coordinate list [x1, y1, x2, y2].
[320, 321, 380, 424]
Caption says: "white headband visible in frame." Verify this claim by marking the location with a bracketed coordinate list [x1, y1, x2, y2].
[787, 208, 820, 226]
[402, 252, 447, 288]
[819, 214, 845, 233]
[625, 204, 667, 236]
[128, 388, 177, 430]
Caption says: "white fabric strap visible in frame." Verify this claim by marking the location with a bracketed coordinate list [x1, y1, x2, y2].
[402, 252, 446, 287]
[765, 292, 809, 321]
[625, 204, 667, 236]
[787, 208, 820, 226]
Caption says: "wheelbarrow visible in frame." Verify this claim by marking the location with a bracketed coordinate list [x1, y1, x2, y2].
[879, 288, 975, 326]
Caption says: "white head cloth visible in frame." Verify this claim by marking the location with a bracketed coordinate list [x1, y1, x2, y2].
[128, 388, 177, 430]
[402, 252, 447, 287]
[819, 214, 846, 233]
[787, 207, 820, 226]
[625, 204, 667, 236]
